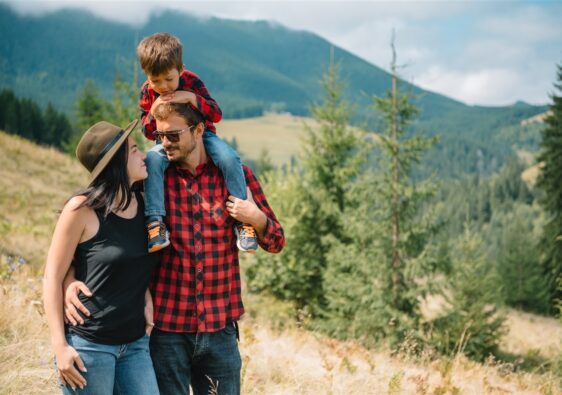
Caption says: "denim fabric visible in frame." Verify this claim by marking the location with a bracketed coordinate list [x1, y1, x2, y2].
[203, 131, 247, 200]
[143, 133, 247, 218]
[144, 144, 169, 218]
[149, 323, 241, 395]
[59, 333, 159, 395]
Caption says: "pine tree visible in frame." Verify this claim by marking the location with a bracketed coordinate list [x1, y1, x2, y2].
[246, 62, 366, 315]
[75, 80, 109, 132]
[497, 205, 549, 312]
[536, 63, 562, 311]
[320, 40, 440, 345]
[428, 225, 505, 361]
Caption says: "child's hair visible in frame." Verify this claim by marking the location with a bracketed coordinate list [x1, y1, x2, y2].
[137, 32, 183, 76]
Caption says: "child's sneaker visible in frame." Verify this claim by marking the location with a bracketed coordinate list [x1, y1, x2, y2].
[147, 220, 170, 253]
[234, 223, 258, 253]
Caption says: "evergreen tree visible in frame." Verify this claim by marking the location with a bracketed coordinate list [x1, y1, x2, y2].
[75, 80, 109, 132]
[320, 42, 440, 345]
[44, 103, 74, 148]
[536, 63, 562, 311]
[496, 204, 549, 312]
[68, 80, 110, 154]
[246, 63, 366, 315]
[428, 225, 505, 361]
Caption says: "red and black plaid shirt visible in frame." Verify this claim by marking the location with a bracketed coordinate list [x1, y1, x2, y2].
[139, 69, 222, 140]
[150, 162, 285, 333]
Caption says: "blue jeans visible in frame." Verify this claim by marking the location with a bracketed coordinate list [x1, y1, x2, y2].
[144, 130, 247, 218]
[149, 323, 241, 395]
[59, 333, 159, 395]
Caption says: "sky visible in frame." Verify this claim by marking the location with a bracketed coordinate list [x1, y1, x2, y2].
[6, 0, 562, 106]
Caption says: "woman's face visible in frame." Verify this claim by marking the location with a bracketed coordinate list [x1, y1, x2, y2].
[126, 138, 147, 184]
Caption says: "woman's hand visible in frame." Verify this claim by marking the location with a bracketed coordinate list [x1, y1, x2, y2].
[55, 344, 87, 391]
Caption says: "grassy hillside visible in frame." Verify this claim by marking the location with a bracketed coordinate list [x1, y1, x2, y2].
[219, 113, 314, 166]
[0, 131, 88, 272]
[1, 131, 561, 394]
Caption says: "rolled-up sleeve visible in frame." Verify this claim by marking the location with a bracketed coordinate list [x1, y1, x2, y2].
[244, 166, 285, 253]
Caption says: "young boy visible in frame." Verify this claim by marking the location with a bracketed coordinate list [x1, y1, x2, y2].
[137, 32, 257, 253]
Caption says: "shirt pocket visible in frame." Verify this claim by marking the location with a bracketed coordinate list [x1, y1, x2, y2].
[201, 195, 231, 231]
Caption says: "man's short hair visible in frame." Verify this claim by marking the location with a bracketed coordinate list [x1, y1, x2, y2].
[153, 102, 205, 127]
[137, 32, 183, 75]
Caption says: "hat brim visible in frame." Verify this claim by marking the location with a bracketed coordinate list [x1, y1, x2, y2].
[88, 119, 139, 185]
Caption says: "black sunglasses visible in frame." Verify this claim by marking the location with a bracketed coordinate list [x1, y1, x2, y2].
[153, 125, 196, 143]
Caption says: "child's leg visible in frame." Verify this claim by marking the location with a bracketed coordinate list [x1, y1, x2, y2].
[144, 144, 169, 219]
[144, 144, 170, 253]
[203, 131, 247, 200]
[203, 131, 258, 252]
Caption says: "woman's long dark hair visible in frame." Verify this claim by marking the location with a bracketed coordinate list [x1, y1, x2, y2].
[73, 140, 137, 218]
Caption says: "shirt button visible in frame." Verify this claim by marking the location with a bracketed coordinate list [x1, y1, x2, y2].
[194, 223, 200, 231]
[197, 292, 203, 300]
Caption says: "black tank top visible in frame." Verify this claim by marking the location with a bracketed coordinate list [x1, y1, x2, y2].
[68, 193, 160, 344]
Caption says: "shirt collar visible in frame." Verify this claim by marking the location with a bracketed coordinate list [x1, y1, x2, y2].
[173, 159, 212, 178]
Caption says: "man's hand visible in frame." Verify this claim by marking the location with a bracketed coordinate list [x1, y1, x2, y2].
[226, 188, 267, 236]
[64, 281, 92, 326]
[159, 91, 197, 107]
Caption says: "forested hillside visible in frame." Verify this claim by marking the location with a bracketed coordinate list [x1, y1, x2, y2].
[0, 4, 547, 177]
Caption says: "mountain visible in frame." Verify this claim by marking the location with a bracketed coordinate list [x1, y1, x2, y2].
[0, 4, 548, 177]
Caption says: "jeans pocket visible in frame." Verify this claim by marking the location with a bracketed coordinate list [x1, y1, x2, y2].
[222, 321, 237, 336]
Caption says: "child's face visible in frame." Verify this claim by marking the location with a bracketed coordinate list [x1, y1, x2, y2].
[147, 68, 181, 96]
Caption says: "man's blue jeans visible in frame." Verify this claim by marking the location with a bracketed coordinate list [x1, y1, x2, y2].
[144, 130, 247, 218]
[149, 323, 241, 395]
[59, 333, 159, 395]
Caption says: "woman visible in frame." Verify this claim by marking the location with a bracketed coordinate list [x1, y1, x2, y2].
[43, 120, 160, 394]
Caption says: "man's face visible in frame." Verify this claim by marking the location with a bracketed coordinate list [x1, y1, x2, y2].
[147, 67, 181, 96]
[156, 113, 198, 164]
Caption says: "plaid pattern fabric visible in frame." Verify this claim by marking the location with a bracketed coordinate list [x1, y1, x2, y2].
[150, 163, 285, 333]
[139, 69, 222, 140]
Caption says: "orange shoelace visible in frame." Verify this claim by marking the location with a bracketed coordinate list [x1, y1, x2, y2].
[148, 226, 161, 239]
[241, 225, 256, 238]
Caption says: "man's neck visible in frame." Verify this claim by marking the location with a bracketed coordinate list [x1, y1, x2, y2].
[178, 147, 208, 175]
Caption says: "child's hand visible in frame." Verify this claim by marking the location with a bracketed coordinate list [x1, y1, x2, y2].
[160, 91, 196, 107]
[149, 96, 165, 115]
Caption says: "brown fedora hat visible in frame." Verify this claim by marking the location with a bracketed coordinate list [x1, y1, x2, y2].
[76, 119, 139, 183]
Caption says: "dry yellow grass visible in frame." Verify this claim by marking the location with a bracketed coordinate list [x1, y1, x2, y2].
[1, 270, 561, 395]
[0, 131, 88, 270]
[1, 130, 561, 395]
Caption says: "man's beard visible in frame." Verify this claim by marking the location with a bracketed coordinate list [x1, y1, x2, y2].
[167, 138, 197, 163]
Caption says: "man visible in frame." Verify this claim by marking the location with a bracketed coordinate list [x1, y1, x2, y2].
[64, 102, 284, 395]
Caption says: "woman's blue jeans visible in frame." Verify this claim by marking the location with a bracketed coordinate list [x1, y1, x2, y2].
[59, 333, 159, 395]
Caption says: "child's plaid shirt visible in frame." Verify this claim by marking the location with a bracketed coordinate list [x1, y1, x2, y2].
[139, 69, 222, 140]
